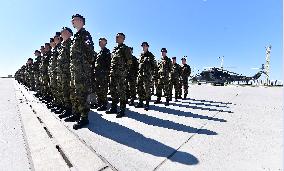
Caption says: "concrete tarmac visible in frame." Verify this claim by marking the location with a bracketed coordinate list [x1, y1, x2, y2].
[1, 78, 282, 171]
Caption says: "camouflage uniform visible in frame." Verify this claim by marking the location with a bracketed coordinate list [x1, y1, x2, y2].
[156, 55, 172, 102]
[49, 44, 61, 104]
[34, 55, 42, 92]
[180, 63, 191, 98]
[26, 62, 35, 90]
[19, 65, 26, 86]
[136, 50, 156, 103]
[70, 28, 94, 119]
[126, 54, 139, 103]
[57, 38, 72, 111]
[108, 43, 132, 112]
[152, 62, 159, 95]
[169, 61, 182, 99]
[41, 50, 52, 98]
[94, 47, 111, 108]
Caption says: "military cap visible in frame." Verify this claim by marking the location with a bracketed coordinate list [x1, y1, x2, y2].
[61, 27, 73, 35]
[99, 37, 107, 43]
[28, 58, 33, 61]
[172, 57, 176, 60]
[72, 14, 85, 24]
[161, 48, 167, 53]
[54, 32, 61, 37]
[116, 33, 125, 39]
[181, 57, 186, 61]
[34, 50, 40, 53]
[50, 38, 54, 43]
[141, 42, 149, 47]
[41, 46, 44, 48]
[45, 43, 51, 46]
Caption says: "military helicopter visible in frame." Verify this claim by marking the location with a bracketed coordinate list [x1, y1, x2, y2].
[191, 56, 266, 86]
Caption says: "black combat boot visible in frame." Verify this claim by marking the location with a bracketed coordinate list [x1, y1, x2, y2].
[97, 105, 107, 111]
[174, 97, 179, 102]
[183, 93, 187, 100]
[54, 106, 64, 114]
[64, 114, 80, 122]
[47, 102, 54, 109]
[154, 97, 162, 104]
[106, 104, 117, 114]
[165, 98, 170, 106]
[128, 98, 135, 106]
[59, 108, 72, 119]
[135, 100, 144, 108]
[90, 102, 98, 109]
[144, 101, 150, 111]
[73, 117, 89, 130]
[116, 108, 125, 118]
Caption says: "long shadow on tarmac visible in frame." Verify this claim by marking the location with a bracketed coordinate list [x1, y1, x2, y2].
[87, 111, 199, 165]
[149, 105, 227, 122]
[185, 97, 232, 105]
[180, 101, 229, 108]
[126, 110, 217, 135]
[169, 103, 233, 113]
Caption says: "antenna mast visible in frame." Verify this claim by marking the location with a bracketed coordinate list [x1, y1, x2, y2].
[265, 45, 271, 84]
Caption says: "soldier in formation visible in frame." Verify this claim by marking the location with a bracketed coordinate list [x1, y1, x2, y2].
[14, 14, 192, 130]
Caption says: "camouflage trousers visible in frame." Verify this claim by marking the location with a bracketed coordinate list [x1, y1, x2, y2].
[156, 76, 171, 99]
[28, 75, 35, 90]
[49, 73, 59, 103]
[70, 74, 90, 119]
[41, 73, 51, 97]
[95, 76, 109, 106]
[137, 75, 152, 101]
[58, 73, 72, 109]
[34, 72, 41, 92]
[126, 76, 137, 99]
[170, 77, 182, 98]
[152, 78, 158, 95]
[109, 74, 127, 109]
[180, 77, 189, 96]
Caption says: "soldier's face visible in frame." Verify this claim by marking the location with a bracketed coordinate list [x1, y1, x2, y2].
[172, 59, 176, 64]
[142, 45, 148, 52]
[99, 40, 106, 48]
[182, 60, 186, 65]
[72, 17, 83, 29]
[54, 36, 61, 44]
[40, 47, 45, 54]
[51, 42, 56, 48]
[162, 52, 167, 57]
[34, 52, 40, 56]
[61, 30, 69, 40]
[116, 35, 124, 44]
[44, 45, 50, 52]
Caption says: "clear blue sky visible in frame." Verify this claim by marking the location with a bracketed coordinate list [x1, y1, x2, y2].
[0, 0, 282, 80]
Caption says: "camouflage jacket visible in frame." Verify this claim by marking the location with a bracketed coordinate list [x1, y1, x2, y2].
[49, 44, 61, 77]
[70, 28, 94, 85]
[94, 47, 111, 78]
[33, 55, 42, 74]
[58, 38, 72, 76]
[180, 64, 191, 78]
[71, 28, 94, 65]
[42, 51, 51, 75]
[138, 51, 156, 77]
[157, 56, 172, 78]
[170, 63, 181, 79]
[110, 44, 132, 77]
[127, 55, 139, 78]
